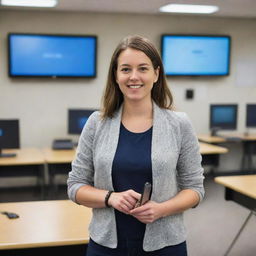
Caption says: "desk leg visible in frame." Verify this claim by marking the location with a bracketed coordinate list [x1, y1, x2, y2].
[48, 164, 56, 198]
[39, 164, 45, 200]
[34, 164, 45, 200]
[241, 141, 255, 172]
[47, 163, 70, 199]
[201, 154, 219, 176]
[224, 210, 255, 256]
[247, 142, 255, 171]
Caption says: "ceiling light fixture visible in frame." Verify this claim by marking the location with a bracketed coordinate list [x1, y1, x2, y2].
[159, 4, 219, 14]
[1, 0, 57, 8]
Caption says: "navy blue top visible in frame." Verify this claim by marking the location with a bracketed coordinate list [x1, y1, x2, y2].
[112, 123, 153, 241]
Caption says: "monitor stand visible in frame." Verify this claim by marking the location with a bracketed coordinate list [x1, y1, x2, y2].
[210, 127, 221, 137]
[244, 129, 249, 137]
[0, 148, 17, 158]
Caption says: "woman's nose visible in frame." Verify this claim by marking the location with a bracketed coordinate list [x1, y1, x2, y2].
[129, 70, 139, 80]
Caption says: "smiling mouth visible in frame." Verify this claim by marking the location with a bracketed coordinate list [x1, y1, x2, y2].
[127, 84, 143, 89]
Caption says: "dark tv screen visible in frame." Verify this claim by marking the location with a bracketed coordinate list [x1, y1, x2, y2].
[8, 33, 97, 78]
[161, 35, 231, 76]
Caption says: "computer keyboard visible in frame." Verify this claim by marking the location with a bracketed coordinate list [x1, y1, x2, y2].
[52, 139, 74, 150]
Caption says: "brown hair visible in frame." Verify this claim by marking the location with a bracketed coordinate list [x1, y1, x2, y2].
[101, 35, 173, 118]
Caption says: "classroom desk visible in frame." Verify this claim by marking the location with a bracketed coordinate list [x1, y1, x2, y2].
[0, 148, 45, 166]
[43, 143, 227, 161]
[0, 144, 228, 193]
[0, 148, 45, 197]
[198, 134, 256, 171]
[42, 148, 76, 164]
[42, 148, 76, 193]
[199, 142, 228, 155]
[215, 175, 256, 256]
[43, 143, 227, 185]
[199, 142, 228, 174]
[198, 134, 227, 144]
[0, 200, 92, 255]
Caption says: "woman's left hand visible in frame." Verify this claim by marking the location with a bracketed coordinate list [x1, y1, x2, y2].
[129, 201, 164, 224]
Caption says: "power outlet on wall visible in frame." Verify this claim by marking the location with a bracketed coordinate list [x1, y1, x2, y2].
[185, 89, 194, 100]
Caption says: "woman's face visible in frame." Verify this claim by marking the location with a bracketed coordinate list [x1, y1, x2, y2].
[116, 48, 159, 104]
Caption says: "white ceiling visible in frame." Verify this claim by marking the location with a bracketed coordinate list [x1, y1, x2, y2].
[1, 0, 256, 19]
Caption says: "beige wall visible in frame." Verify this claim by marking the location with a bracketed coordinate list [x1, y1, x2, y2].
[0, 10, 256, 151]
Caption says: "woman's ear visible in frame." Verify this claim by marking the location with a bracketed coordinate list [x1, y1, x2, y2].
[154, 66, 160, 83]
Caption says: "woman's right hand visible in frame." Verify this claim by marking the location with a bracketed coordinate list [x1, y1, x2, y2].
[108, 190, 141, 214]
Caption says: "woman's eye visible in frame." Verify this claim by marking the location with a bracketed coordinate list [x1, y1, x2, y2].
[140, 67, 148, 71]
[121, 68, 130, 72]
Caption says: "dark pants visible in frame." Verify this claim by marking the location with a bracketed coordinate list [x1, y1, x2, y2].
[86, 238, 187, 256]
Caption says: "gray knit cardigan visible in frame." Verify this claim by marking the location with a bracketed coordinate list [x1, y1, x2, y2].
[67, 102, 204, 251]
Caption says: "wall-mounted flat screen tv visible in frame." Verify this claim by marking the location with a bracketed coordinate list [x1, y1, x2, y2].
[161, 34, 231, 76]
[8, 33, 97, 78]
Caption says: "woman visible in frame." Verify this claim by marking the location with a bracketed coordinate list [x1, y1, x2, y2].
[67, 35, 204, 256]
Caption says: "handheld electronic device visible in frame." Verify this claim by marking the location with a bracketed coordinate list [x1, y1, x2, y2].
[135, 182, 152, 207]
[1, 211, 19, 219]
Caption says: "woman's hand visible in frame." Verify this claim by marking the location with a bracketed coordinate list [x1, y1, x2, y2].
[129, 189, 200, 223]
[108, 190, 141, 214]
[129, 201, 164, 224]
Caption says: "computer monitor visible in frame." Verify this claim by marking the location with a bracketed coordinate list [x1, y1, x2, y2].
[246, 104, 256, 128]
[210, 104, 238, 136]
[68, 109, 96, 135]
[0, 119, 20, 157]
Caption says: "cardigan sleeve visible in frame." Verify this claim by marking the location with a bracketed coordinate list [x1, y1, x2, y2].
[67, 111, 99, 203]
[176, 113, 205, 203]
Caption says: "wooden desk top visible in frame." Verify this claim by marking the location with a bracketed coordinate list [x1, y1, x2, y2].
[42, 148, 76, 164]
[0, 200, 92, 250]
[43, 144, 227, 163]
[220, 133, 256, 141]
[198, 134, 227, 143]
[0, 148, 45, 166]
[199, 142, 228, 155]
[0, 145, 227, 166]
[215, 175, 256, 200]
[198, 133, 256, 143]
[239, 134, 256, 141]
